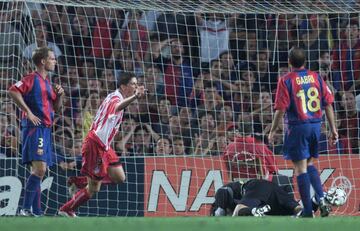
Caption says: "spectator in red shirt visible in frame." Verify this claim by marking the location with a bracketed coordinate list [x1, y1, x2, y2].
[332, 20, 360, 94]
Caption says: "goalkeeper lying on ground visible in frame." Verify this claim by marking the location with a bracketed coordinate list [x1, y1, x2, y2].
[211, 179, 338, 217]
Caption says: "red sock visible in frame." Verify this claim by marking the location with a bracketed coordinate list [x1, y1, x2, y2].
[60, 188, 91, 212]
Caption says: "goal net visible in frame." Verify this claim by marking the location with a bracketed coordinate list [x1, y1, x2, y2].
[0, 0, 359, 216]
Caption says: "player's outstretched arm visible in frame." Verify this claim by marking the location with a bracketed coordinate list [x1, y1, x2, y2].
[8, 90, 41, 126]
[115, 86, 146, 112]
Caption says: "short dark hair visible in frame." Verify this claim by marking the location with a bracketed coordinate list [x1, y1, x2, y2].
[219, 50, 232, 59]
[32, 47, 53, 66]
[118, 72, 136, 87]
[289, 47, 306, 68]
[210, 59, 221, 68]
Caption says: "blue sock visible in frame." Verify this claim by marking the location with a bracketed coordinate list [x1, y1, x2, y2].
[32, 184, 42, 215]
[23, 174, 41, 210]
[297, 173, 312, 216]
[307, 165, 324, 202]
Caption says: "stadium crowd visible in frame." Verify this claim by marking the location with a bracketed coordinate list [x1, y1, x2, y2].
[0, 0, 359, 170]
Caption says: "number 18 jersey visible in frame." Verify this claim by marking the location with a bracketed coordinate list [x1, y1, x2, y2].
[274, 68, 334, 125]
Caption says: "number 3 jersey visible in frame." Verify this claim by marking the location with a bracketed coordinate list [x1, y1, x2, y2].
[274, 68, 334, 125]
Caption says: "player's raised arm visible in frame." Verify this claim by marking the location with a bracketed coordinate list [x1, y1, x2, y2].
[115, 86, 146, 112]
[114, 73, 146, 112]
[53, 84, 65, 112]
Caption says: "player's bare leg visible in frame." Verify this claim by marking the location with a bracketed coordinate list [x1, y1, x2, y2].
[59, 177, 101, 217]
[19, 161, 47, 217]
[107, 165, 126, 184]
[67, 166, 125, 197]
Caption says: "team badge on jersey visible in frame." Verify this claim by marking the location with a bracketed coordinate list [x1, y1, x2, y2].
[15, 81, 23, 88]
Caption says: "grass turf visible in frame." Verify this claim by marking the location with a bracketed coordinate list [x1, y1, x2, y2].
[1, 216, 360, 231]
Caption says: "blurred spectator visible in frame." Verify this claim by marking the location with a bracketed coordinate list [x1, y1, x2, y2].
[91, 8, 113, 59]
[0, 113, 18, 157]
[156, 11, 189, 40]
[155, 137, 172, 156]
[153, 98, 172, 135]
[253, 91, 273, 134]
[69, 14, 93, 58]
[0, 67, 11, 93]
[210, 135, 229, 156]
[172, 136, 186, 156]
[196, 13, 237, 64]
[41, 5, 72, 53]
[115, 117, 137, 155]
[252, 49, 278, 93]
[81, 93, 101, 138]
[168, 115, 192, 154]
[319, 61, 336, 94]
[138, 10, 161, 32]
[332, 20, 360, 94]
[137, 66, 164, 122]
[100, 68, 117, 94]
[219, 50, 238, 82]
[195, 80, 224, 115]
[0, 10, 25, 65]
[319, 118, 352, 155]
[22, 23, 62, 60]
[113, 50, 143, 79]
[208, 59, 238, 101]
[130, 124, 155, 156]
[7, 1, 33, 44]
[154, 38, 194, 107]
[216, 104, 235, 137]
[338, 91, 360, 154]
[120, 10, 149, 63]
[144, 65, 164, 96]
[53, 127, 74, 162]
[194, 112, 217, 155]
[299, 14, 330, 70]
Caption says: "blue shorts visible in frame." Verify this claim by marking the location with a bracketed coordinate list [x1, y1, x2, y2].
[22, 127, 53, 166]
[283, 123, 321, 161]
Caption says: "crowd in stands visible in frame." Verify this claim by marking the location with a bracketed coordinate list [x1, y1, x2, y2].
[0, 1, 359, 166]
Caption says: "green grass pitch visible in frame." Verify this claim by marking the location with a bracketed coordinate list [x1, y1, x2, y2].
[1, 216, 360, 231]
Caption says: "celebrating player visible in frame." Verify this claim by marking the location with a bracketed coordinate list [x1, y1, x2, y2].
[268, 47, 338, 217]
[58, 72, 146, 217]
[8, 47, 64, 216]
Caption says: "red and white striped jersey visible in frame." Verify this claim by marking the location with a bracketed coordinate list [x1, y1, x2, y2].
[90, 90, 124, 150]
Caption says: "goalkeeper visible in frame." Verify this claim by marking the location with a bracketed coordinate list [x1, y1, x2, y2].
[211, 179, 343, 217]
[211, 179, 302, 217]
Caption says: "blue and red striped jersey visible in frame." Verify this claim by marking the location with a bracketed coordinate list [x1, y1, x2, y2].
[9, 71, 57, 127]
[274, 68, 334, 124]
